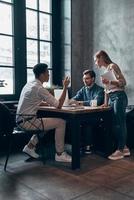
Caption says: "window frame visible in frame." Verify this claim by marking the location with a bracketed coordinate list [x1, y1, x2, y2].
[26, 3, 53, 86]
[0, 0, 70, 101]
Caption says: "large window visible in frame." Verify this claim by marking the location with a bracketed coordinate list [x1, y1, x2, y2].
[61, 0, 71, 78]
[0, 0, 14, 95]
[0, 0, 71, 100]
[26, 0, 52, 87]
[0, 0, 52, 98]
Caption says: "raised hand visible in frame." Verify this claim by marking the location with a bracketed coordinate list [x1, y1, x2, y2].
[62, 76, 70, 88]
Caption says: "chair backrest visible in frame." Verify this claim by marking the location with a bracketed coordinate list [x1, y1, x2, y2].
[0, 103, 15, 136]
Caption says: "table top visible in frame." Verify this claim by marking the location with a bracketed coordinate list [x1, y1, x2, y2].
[38, 105, 111, 114]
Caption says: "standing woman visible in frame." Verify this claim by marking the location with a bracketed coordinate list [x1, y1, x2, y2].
[94, 50, 130, 160]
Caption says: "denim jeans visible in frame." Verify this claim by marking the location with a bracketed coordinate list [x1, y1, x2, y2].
[109, 91, 128, 150]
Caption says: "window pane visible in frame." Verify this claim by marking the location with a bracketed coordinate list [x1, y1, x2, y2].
[26, 0, 37, 9]
[0, 0, 12, 3]
[43, 70, 52, 88]
[40, 13, 51, 40]
[64, 0, 71, 18]
[27, 68, 34, 82]
[64, 45, 71, 70]
[64, 19, 71, 44]
[27, 68, 52, 88]
[40, 41, 51, 67]
[0, 3, 12, 35]
[0, 67, 14, 94]
[26, 10, 37, 38]
[27, 40, 38, 67]
[65, 70, 71, 78]
[0, 35, 13, 66]
[39, 0, 51, 13]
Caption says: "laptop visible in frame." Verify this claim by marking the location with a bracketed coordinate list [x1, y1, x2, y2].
[54, 89, 69, 106]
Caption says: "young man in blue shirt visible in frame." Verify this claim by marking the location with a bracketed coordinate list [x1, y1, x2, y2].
[70, 70, 104, 154]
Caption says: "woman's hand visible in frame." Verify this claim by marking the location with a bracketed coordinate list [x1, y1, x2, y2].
[101, 77, 110, 85]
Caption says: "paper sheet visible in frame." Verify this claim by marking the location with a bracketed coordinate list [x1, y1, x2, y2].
[101, 70, 117, 90]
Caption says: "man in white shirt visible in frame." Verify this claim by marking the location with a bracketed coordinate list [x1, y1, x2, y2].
[16, 63, 71, 162]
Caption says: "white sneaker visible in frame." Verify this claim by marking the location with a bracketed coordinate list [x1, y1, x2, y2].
[123, 148, 130, 156]
[108, 150, 124, 160]
[55, 152, 72, 162]
[84, 145, 92, 154]
[23, 145, 39, 159]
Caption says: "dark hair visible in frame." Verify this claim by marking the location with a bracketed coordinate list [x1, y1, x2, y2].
[95, 50, 113, 64]
[83, 70, 96, 79]
[33, 63, 48, 78]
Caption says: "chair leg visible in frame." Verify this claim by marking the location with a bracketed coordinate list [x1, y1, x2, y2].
[4, 135, 12, 171]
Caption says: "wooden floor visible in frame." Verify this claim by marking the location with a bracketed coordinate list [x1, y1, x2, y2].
[0, 149, 134, 200]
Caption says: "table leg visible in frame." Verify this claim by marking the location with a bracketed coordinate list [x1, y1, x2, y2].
[103, 110, 114, 156]
[71, 119, 80, 170]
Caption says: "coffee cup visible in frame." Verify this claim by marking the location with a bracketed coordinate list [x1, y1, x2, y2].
[91, 99, 97, 107]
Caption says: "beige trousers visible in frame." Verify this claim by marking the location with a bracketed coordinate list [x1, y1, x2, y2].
[20, 117, 66, 153]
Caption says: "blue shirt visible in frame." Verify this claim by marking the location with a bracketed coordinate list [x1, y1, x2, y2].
[73, 83, 104, 106]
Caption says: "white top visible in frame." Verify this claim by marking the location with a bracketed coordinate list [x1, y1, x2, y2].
[102, 64, 126, 94]
[16, 79, 59, 120]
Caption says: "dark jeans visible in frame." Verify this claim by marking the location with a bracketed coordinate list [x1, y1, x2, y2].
[109, 91, 128, 150]
[81, 118, 100, 147]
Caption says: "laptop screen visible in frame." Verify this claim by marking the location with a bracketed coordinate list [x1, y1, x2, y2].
[54, 89, 69, 106]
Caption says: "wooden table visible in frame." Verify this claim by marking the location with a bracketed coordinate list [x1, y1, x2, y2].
[37, 106, 112, 170]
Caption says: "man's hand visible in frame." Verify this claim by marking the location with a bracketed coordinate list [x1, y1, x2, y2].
[68, 99, 83, 106]
[57, 76, 70, 109]
[62, 76, 70, 88]
[100, 103, 108, 107]
[68, 99, 77, 105]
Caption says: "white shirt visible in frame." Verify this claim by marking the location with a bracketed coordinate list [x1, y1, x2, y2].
[103, 64, 126, 94]
[16, 79, 59, 120]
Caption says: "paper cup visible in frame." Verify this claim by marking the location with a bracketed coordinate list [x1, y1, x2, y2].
[91, 99, 97, 107]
